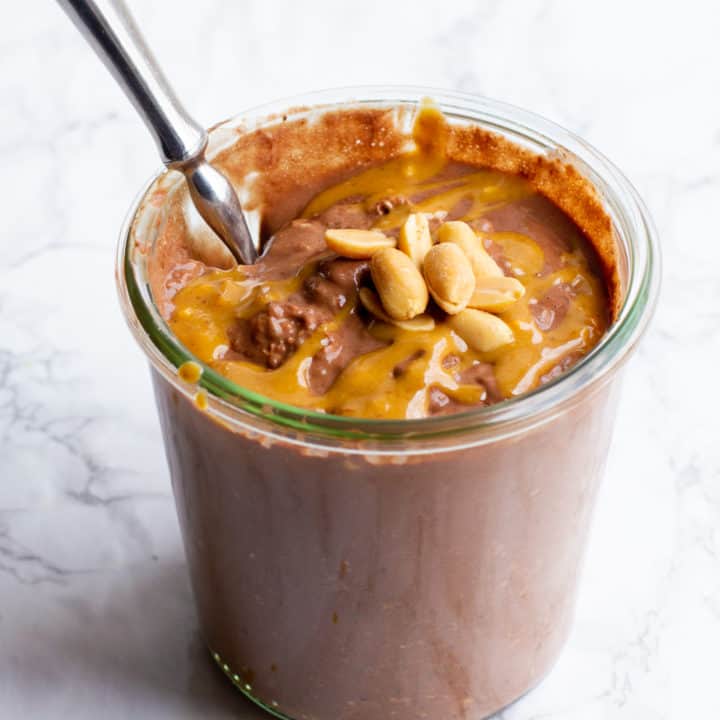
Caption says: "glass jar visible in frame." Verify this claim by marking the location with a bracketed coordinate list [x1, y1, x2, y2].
[117, 87, 660, 720]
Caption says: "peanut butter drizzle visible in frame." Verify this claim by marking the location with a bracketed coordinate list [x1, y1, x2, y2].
[168, 106, 608, 419]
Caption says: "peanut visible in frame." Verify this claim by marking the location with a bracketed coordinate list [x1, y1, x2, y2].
[422, 243, 475, 315]
[324, 228, 396, 259]
[448, 308, 514, 352]
[370, 248, 429, 320]
[398, 212, 433, 267]
[468, 276, 525, 312]
[436, 221, 503, 279]
[358, 288, 435, 331]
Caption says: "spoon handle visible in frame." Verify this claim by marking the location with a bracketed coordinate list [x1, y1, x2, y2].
[57, 0, 258, 264]
[56, 0, 206, 166]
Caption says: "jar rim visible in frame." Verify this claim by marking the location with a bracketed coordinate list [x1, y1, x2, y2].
[116, 85, 661, 450]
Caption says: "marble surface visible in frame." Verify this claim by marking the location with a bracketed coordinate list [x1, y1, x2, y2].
[1, 0, 718, 717]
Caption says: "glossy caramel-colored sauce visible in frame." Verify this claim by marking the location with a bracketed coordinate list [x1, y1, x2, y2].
[169, 148, 608, 419]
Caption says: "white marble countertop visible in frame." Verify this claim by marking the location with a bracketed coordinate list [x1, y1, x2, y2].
[1, 1, 718, 717]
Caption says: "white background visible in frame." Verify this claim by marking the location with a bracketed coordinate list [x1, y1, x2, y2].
[1, 1, 719, 718]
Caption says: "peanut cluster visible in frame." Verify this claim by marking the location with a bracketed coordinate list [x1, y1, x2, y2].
[324, 215, 525, 352]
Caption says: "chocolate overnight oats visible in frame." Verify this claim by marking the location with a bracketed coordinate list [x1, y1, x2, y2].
[154, 104, 615, 419]
[119, 90, 659, 720]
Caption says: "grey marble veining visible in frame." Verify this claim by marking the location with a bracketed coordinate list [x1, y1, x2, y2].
[1, 0, 718, 717]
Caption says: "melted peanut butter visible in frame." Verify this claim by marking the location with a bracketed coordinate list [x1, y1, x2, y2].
[169, 112, 608, 418]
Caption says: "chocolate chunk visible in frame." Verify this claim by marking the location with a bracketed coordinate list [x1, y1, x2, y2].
[308, 315, 387, 394]
[459, 362, 501, 403]
[230, 253, 375, 372]
[304, 275, 347, 311]
[531, 283, 575, 332]
[317, 201, 373, 229]
[229, 301, 328, 369]
[258, 219, 329, 280]
[317, 257, 370, 295]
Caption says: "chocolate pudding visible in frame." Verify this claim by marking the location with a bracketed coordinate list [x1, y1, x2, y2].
[119, 93, 658, 720]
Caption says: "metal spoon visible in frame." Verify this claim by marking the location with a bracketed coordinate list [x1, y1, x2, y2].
[57, 0, 258, 265]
